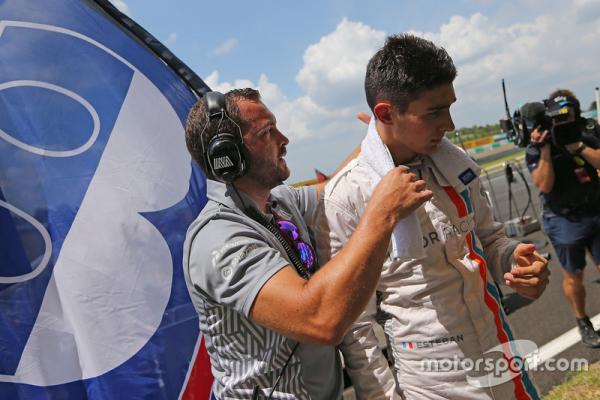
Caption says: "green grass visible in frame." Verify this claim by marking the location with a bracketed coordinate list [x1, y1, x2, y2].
[544, 361, 600, 399]
[478, 149, 525, 172]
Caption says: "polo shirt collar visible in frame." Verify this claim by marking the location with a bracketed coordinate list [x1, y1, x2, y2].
[206, 179, 276, 219]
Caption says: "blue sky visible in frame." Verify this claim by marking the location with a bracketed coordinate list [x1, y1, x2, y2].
[112, 0, 600, 182]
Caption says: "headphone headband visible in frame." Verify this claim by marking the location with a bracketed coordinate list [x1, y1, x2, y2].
[205, 91, 227, 120]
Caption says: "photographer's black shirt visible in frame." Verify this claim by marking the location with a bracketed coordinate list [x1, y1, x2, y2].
[525, 134, 600, 216]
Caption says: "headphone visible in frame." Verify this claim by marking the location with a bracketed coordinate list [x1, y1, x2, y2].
[202, 91, 248, 182]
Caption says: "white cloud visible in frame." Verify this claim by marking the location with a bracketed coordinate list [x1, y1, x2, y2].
[202, 3, 600, 181]
[204, 71, 332, 141]
[109, 0, 129, 14]
[165, 32, 177, 46]
[409, 2, 600, 127]
[204, 70, 255, 93]
[213, 38, 238, 56]
[296, 18, 385, 108]
[574, 0, 600, 23]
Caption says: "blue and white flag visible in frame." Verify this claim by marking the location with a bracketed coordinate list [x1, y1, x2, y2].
[0, 0, 212, 398]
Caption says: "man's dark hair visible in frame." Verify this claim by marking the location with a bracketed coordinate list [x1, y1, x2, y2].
[365, 34, 457, 113]
[185, 88, 260, 179]
[548, 88, 577, 100]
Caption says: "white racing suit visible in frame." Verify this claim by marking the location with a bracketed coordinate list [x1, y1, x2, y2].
[316, 155, 540, 400]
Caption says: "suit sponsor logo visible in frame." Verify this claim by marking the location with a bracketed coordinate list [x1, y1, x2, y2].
[459, 168, 476, 186]
[415, 334, 465, 349]
[422, 218, 474, 248]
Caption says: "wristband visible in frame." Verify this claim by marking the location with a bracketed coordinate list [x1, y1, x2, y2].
[531, 141, 547, 150]
[571, 143, 587, 155]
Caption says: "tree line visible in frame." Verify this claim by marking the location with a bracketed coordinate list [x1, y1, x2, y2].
[447, 123, 501, 145]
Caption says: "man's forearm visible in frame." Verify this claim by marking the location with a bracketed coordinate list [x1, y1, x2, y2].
[301, 169, 432, 343]
[531, 146, 554, 193]
[580, 146, 600, 169]
[299, 208, 395, 344]
[251, 168, 430, 345]
[251, 208, 394, 346]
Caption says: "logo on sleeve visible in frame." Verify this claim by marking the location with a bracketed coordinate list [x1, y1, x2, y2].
[459, 168, 476, 186]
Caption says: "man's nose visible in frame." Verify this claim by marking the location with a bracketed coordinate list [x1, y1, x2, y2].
[443, 112, 455, 132]
[277, 129, 289, 145]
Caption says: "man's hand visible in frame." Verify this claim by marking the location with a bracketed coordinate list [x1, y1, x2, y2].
[564, 140, 600, 169]
[530, 127, 550, 147]
[529, 128, 555, 193]
[368, 167, 433, 228]
[357, 111, 371, 125]
[504, 243, 550, 300]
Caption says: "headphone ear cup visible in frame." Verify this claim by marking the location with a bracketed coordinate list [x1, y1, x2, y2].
[206, 132, 247, 182]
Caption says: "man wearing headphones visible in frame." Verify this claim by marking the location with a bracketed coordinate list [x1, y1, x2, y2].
[183, 88, 433, 399]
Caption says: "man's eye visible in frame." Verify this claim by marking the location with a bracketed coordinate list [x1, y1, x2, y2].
[428, 109, 448, 118]
[257, 128, 269, 137]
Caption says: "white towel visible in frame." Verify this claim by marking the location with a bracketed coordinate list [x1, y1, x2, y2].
[358, 118, 425, 261]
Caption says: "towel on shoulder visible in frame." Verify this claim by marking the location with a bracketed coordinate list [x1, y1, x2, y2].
[358, 117, 480, 260]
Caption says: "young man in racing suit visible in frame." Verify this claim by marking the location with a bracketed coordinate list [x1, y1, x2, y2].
[316, 34, 549, 400]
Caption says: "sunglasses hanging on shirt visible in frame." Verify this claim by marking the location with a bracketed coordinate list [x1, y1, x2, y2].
[245, 206, 313, 280]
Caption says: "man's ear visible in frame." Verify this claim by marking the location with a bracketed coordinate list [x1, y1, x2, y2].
[373, 102, 394, 124]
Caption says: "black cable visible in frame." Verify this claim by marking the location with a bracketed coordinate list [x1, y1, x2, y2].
[508, 182, 513, 220]
[230, 184, 249, 212]
[515, 161, 541, 218]
[246, 207, 311, 280]
[229, 184, 307, 399]
[233, 189, 311, 281]
[266, 342, 300, 400]
[501, 79, 519, 143]
[481, 167, 501, 222]
[505, 163, 514, 220]
[513, 163, 533, 221]
[251, 385, 261, 400]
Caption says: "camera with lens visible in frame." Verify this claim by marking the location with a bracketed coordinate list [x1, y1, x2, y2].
[500, 95, 584, 148]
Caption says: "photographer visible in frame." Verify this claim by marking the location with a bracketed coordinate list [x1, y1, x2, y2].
[526, 89, 600, 348]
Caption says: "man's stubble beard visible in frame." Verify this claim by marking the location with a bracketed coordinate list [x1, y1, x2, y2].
[245, 152, 290, 189]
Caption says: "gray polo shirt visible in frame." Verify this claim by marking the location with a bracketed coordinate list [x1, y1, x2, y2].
[183, 180, 342, 400]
